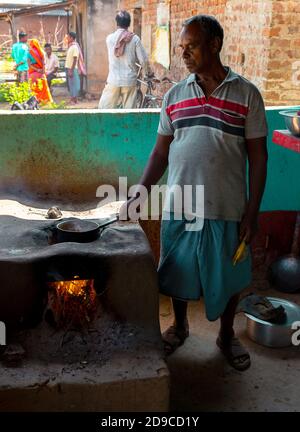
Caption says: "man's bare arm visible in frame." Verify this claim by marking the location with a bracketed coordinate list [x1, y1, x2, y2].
[240, 136, 268, 242]
[120, 134, 173, 217]
[137, 133, 173, 193]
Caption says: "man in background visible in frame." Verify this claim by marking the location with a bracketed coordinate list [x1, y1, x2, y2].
[44, 43, 59, 89]
[11, 31, 29, 83]
[99, 10, 153, 109]
[65, 31, 80, 104]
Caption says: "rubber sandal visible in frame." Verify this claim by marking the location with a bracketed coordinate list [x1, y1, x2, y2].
[216, 336, 251, 371]
[162, 325, 189, 356]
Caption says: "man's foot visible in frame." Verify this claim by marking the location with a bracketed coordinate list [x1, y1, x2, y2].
[216, 335, 251, 371]
[162, 324, 189, 356]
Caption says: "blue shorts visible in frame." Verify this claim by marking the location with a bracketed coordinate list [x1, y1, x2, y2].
[158, 214, 252, 321]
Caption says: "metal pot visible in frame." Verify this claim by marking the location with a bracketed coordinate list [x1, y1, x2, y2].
[56, 219, 101, 243]
[56, 216, 119, 243]
[246, 297, 300, 348]
[279, 110, 300, 137]
[269, 212, 300, 293]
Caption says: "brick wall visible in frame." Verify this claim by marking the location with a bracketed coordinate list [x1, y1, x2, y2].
[222, 0, 272, 93]
[120, 0, 300, 106]
[265, 0, 300, 106]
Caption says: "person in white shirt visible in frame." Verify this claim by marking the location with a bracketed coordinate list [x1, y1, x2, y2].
[99, 10, 153, 109]
[44, 43, 59, 88]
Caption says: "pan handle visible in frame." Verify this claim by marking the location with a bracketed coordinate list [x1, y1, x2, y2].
[98, 215, 119, 229]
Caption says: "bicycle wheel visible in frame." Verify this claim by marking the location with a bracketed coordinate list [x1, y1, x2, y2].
[144, 98, 160, 108]
[136, 89, 143, 108]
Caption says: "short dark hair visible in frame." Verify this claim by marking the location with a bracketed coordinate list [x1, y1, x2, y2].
[183, 15, 224, 51]
[44, 43, 51, 49]
[68, 31, 76, 40]
[19, 31, 27, 38]
[116, 10, 131, 28]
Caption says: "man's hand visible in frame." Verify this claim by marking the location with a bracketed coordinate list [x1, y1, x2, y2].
[119, 196, 141, 221]
[239, 211, 258, 244]
[15, 61, 23, 70]
[68, 69, 74, 78]
[119, 134, 172, 222]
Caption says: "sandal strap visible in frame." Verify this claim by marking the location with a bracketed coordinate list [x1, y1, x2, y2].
[217, 336, 250, 359]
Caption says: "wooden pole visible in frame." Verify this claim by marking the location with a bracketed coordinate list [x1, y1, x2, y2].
[7, 14, 17, 44]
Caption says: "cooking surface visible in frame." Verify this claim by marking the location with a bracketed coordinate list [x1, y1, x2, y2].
[0, 199, 123, 220]
[0, 215, 142, 261]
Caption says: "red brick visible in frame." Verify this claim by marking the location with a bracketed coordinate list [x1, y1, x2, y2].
[120, 0, 300, 106]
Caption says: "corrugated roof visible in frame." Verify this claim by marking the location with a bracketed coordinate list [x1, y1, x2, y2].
[0, 7, 68, 15]
[0, 1, 65, 5]
[0, 3, 68, 16]
[0, 1, 73, 18]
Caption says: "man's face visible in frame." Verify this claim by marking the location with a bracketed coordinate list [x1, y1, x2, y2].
[179, 24, 215, 74]
[20, 36, 27, 43]
[45, 46, 52, 57]
[67, 35, 74, 45]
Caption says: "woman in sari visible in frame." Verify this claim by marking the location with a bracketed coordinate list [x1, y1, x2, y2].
[27, 39, 53, 104]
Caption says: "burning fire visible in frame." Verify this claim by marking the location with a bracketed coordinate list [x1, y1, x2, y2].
[47, 276, 97, 328]
[55, 276, 95, 298]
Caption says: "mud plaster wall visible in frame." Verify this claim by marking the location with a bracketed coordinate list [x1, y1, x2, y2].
[75, 0, 119, 94]
[0, 15, 67, 46]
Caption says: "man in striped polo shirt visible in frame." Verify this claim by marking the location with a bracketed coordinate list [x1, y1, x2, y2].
[123, 15, 268, 371]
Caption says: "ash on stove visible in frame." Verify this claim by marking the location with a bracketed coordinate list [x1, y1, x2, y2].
[18, 303, 140, 367]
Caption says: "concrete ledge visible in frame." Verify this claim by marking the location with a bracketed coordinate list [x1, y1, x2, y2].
[0, 352, 169, 412]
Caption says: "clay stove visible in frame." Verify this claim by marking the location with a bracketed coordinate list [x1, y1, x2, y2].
[0, 200, 169, 411]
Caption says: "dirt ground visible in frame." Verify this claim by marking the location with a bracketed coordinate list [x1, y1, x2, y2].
[0, 86, 99, 110]
[53, 92, 99, 110]
[160, 281, 300, 412]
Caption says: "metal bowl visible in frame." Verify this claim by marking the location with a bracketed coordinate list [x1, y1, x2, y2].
[279, 110, 300, 137]
[246, 297, 300, 348]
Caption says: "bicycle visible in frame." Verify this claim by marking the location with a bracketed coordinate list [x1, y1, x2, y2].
[135, 63, 177, 108]
[136, 80, 162, 108]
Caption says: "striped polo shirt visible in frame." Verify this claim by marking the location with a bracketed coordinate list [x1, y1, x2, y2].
[158, 68, 268, 221]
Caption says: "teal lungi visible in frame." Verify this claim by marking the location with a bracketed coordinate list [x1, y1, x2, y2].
[158, 214, 251, 321]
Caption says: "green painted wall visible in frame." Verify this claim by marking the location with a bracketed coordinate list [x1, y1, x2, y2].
[263, 107, 300, 211]
[0, 107, 299, 210]
[0, 110, 159, 203]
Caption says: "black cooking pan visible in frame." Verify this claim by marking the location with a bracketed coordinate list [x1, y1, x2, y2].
[269, 212, 300, 293]
[56, 216, 118, 243]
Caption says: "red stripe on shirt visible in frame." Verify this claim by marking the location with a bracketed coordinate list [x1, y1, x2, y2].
[170, 105, 245, 126]
[166, 97, 206, 117]
[208, 97, 248, 116]
[166, 96, 249, 119]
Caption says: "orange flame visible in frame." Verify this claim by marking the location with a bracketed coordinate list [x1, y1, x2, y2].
[54, 276, 95, 299]
[47, 276, 97, 327]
